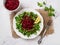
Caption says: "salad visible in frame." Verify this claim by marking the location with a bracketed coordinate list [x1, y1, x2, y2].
[15, 12, 41, 37]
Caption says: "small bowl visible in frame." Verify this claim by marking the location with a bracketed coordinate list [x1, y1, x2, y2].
[3, 0, 20, 12]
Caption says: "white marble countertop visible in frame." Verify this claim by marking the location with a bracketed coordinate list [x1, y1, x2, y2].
[0, 0, 60, 45]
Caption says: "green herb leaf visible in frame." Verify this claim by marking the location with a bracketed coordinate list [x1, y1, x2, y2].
[44, 6, 49, 11]
[43, 1, 46, 5]
[37, 2, 43, 7]
[15, 16, 20, 22]
[49, 5, 55, 12]
[48, 12, 55, 16]
[16, 23, 21, 29]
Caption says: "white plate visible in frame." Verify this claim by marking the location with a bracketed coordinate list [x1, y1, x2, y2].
[13, 8, 44, 39]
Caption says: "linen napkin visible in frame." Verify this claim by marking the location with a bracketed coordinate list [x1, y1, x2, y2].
[10, 9, 54, 38]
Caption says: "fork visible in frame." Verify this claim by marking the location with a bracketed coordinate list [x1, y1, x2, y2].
[38, 20, 52, 45]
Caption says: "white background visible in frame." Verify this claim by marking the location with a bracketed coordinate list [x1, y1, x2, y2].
[0, 0, 60, 45]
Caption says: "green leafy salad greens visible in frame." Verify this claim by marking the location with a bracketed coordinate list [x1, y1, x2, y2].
[15, 12, 41, 37]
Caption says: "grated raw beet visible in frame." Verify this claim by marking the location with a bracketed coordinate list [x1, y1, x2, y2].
[22, 15, 34, 30]
[5, 0, 19, 10]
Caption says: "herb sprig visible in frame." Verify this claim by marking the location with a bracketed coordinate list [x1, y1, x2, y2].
[37, 1, 55, 16]
[37, 2, 43, 7]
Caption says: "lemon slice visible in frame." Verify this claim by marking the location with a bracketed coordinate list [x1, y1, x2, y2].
[34, 16, 41, 24]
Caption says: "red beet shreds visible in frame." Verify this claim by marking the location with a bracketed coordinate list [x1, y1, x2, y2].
[22, 15, 34, 30]
[5, 0, 19, 10]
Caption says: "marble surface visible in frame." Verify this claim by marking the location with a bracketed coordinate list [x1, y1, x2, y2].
[0, 0, 60, 45]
